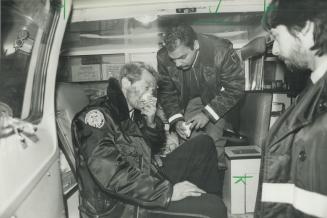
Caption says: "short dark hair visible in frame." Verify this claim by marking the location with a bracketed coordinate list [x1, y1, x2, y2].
[163, 24, 197, 52]
[119, 62, 158, 84]
[263, 0, 327, 56]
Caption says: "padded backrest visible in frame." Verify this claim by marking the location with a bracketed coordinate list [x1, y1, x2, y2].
[240, 36, 266, 60]
[238, 93, 272, 146]
[225, 36, 272, 146]
[240, 37, 272, 146]
[56, 82, 89, 175]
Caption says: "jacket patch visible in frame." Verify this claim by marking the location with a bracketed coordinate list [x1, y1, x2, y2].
[85, 110, 105, 128]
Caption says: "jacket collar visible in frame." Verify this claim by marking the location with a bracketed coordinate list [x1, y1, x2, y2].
[269, 70, 327, 146]
[105, 78, 144, 137]
[105, 78, 130, 123]
[195, 34, 213, 68]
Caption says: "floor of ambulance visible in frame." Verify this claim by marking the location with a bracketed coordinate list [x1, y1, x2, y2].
[66, 191, 254, 218]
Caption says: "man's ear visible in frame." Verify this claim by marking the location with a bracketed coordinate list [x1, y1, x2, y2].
[194, 40, 199, 50]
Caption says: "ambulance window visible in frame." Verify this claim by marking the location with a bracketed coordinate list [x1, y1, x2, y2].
[0, 0, 56, 119]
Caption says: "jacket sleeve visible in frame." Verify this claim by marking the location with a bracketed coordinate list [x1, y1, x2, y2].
[140, 116, 166, 155]
[157, 52, 184, 127]
[202, 46, 245, 123]
[72, 108, 173, 208]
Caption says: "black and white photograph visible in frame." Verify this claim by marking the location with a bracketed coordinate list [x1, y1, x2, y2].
[1, 0, 327, 217]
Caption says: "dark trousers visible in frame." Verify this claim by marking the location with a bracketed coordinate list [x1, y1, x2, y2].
[183, 97, 227, 195]
[184, 97, 227, 170]
[148, 135, 227, 218]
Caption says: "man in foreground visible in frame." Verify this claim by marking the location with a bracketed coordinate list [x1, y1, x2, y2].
[157, 24, 244, 193]
[72, 62, 227, 218]
[256, 0, 327, 217]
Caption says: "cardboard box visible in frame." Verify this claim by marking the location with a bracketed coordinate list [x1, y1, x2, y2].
[65, 57, 102, 82]
[101, 63, 123, 80]
[71, 64, 101, 82]
[223, 145, 261, 214]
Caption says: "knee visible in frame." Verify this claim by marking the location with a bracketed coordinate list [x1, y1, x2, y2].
[192, 134, 213, 145]
[192, 134, 216, 152]
[184, 135, 217, 159]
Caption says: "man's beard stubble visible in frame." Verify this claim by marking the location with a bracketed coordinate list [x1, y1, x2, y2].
[281, 41, 309, 71]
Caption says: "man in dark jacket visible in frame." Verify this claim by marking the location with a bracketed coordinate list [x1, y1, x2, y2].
[157, 24, 244, 192]
[255, 0, 327, 217]
[72, 62, 227, 218]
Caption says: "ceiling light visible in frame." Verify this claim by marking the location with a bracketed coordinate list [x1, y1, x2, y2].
[134, 15, 158, 25]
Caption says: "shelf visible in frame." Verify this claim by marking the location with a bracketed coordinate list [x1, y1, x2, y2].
[245, 89, 292, 94]
[61, 44, 159, 56]
[75, 80, 109, 83]
[61, 38, 247, 56]
[57, 80, 110, 83]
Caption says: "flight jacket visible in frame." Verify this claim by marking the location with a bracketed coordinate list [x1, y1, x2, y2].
[157, 34, 245, 126]
[255, 71, 327, 218]
[72, 78, 172, 218]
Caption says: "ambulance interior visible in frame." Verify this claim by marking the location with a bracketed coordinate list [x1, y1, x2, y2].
[54, 1, 311, 217]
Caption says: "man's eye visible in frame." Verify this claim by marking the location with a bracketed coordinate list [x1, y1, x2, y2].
[270, 30, 278, 39]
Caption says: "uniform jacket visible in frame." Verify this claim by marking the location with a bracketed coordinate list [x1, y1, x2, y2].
[255, 72, 327, 218]
[157, 34, 244, 125]
[72, 78, 172, 218]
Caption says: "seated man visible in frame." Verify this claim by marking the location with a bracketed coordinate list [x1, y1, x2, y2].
[72, 62, 227, 218]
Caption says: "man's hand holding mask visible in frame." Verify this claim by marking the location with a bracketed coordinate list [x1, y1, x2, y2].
[139, 92, 157, 128]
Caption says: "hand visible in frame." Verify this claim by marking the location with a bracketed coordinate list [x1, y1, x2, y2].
[187, 112, 209, 131]
[139, 96, 157, 128]
[161, 131, 179, 155]
[171, 181, 206, 201]
[175, 120, 188, 140]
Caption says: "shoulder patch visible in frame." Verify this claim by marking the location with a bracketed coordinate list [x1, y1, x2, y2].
[84, 109, 105, 128]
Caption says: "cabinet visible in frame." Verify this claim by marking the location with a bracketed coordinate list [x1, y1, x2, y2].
[223, 146, 261, 214]
[71, 0, 271, 23]
[244, 41, 291, 93]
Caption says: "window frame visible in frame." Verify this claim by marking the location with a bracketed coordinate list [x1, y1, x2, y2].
[21, 0, 61, 123]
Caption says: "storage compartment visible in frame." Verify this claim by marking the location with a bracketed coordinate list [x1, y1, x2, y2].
[223, 145, 261, 214]
[57, 54, 125, 82]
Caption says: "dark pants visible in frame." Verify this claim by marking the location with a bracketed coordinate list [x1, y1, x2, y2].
[182, 97, 227, 194]
[184, 97, 227, 170]
[148, 135, 227, 218]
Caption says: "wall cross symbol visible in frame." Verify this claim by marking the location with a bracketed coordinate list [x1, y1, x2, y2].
[233, 175, 253, 184]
